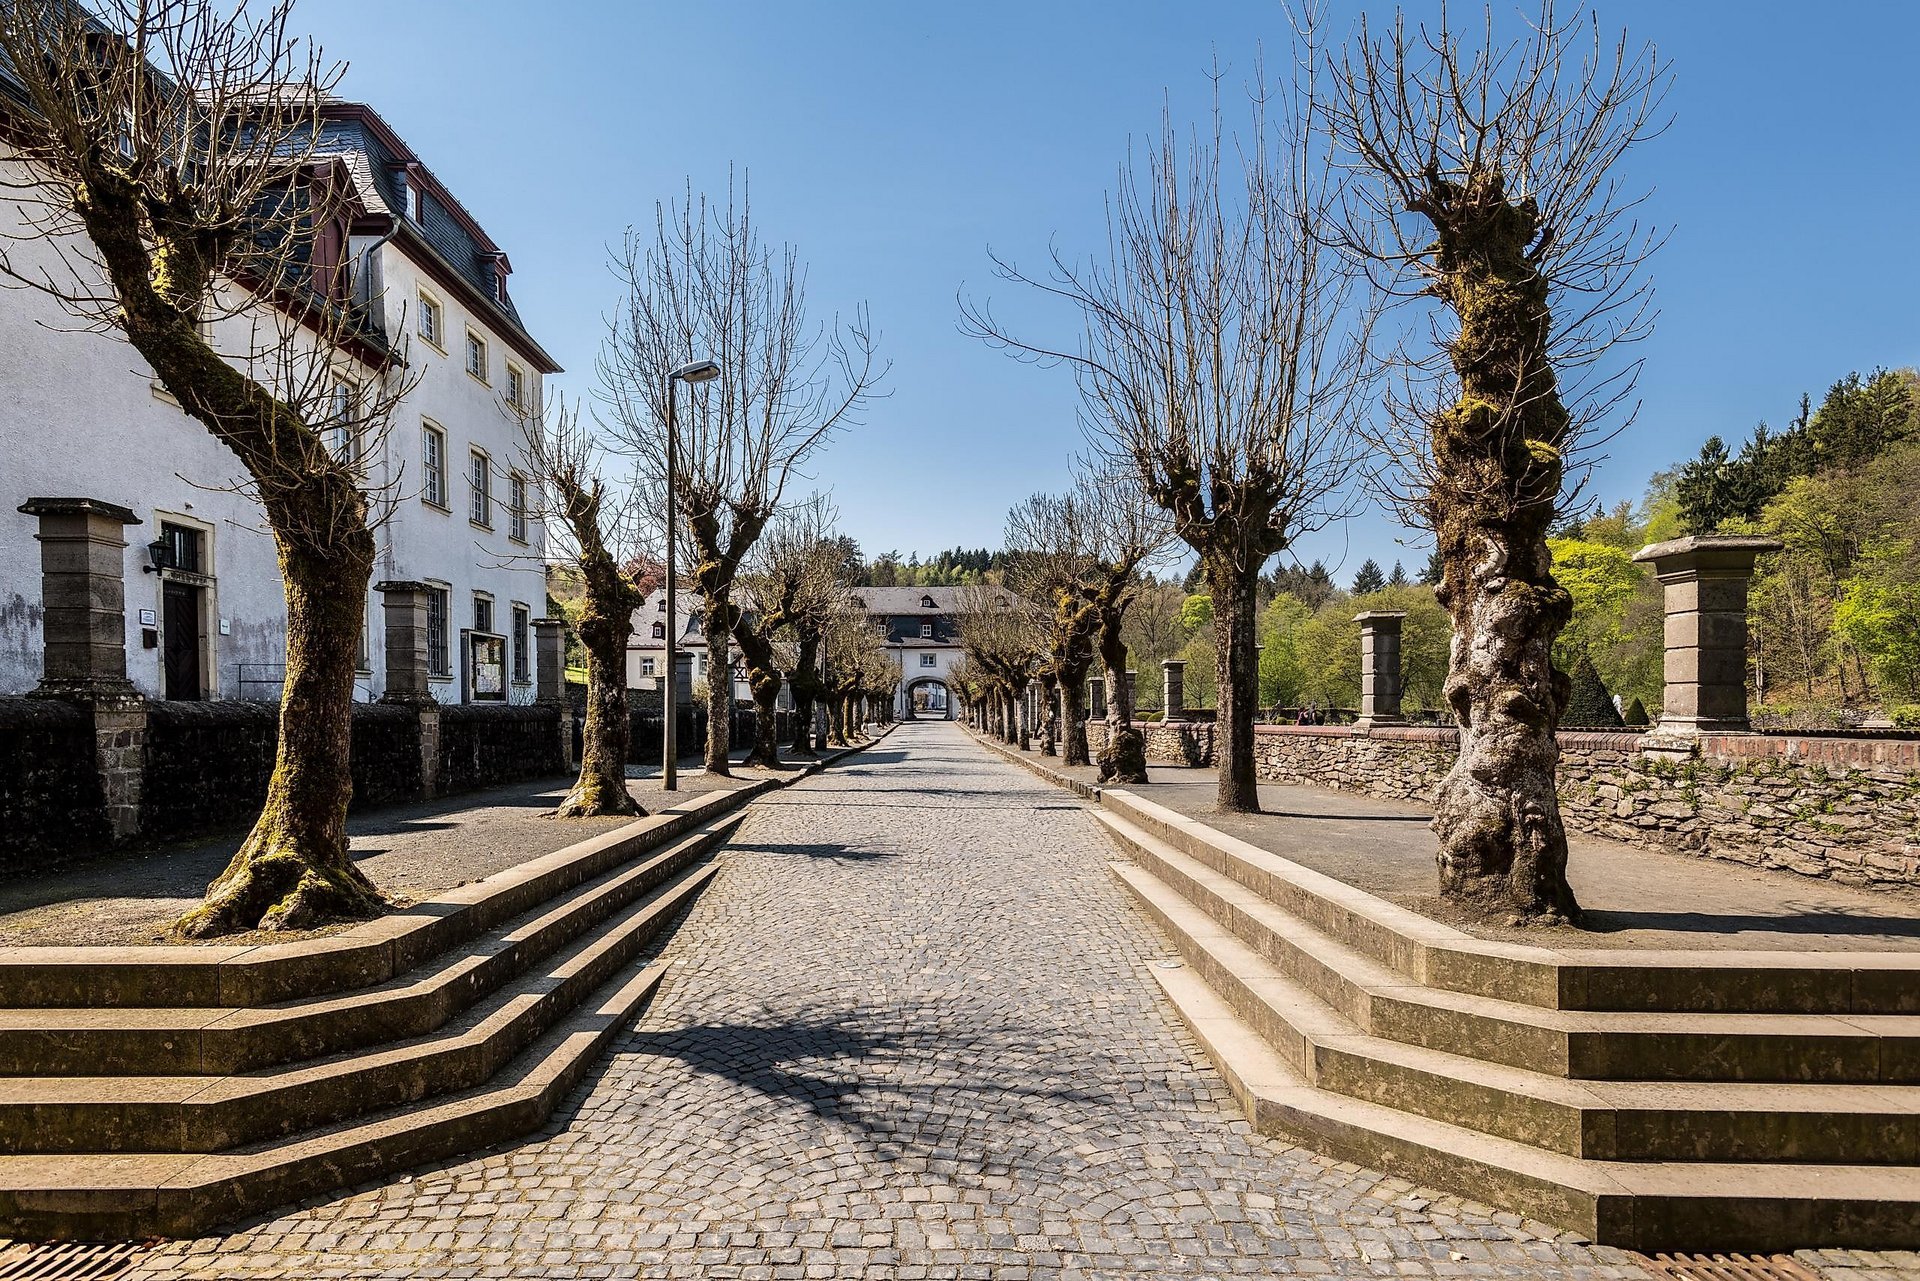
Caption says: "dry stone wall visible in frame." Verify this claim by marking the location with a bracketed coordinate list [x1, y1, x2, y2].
[1085, 719, 1920, 888]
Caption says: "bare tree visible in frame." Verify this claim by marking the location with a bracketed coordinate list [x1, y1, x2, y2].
[1076, 466, 1176, 783]
[0, 0, 425, 935]
[956, 581, 1039, 747]
[966, 40, 1378, 813]
[738, 493, 848, 762]
[1329, 2, 1669, 924]
[1005, 492, 1100, 766]
[599, 183, 882, 777]
[516, 399, 647, 817]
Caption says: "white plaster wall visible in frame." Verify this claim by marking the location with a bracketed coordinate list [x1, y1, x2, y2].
[0, 147, 291, 699]
[0, 145, 550, 704]
[894, 643, 961, 717]
[363, 244, 547, 705]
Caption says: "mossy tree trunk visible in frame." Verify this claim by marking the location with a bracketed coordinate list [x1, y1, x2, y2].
[1037, 673, 1059, 755]
[686, 504, 766, 777]
[1422, 172, 1581, 925]
[1203, 546, 1267, 813]
[731, 615, 784, 767]
[60, 163, 387, 937]
[1095, 598, 1149, 784]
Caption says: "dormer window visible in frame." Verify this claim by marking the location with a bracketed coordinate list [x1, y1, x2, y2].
[656, 598, 666, 612]
[921, 595, 936, 609]
[651, 622, 665, 639]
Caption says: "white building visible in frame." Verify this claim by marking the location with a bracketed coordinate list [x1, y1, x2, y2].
[853, 587, 965, 720]
[0, 100, 560, 704]
[625, 590, 753, 703]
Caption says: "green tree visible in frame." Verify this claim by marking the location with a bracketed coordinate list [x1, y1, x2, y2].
[1351, 559, 1386, 594]
[1180, 594, 1215, 634]
[1563, 652, 1624, 727]
[1833, 539, 1920, 699]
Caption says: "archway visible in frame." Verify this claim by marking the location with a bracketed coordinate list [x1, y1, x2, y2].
[906, 677, 951, 720]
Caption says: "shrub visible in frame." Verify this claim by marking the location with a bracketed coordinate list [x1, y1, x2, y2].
[1564, 653, 1625, 728]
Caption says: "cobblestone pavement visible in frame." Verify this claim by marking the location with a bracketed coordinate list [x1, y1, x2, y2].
[129, 721, 1678, 1279]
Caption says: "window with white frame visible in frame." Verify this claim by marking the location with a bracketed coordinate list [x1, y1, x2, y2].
[472, 592, 494, 636]
[640, 657, 656, 676]
[920, 653, 937, 668]
[324, 380, 359, 462]
[465, 330, 489, 383]
[919, 623, 933, 639]
[651, 621, 666, 639]
[512, 604, 530, 682]
[469, 450, 492, 526]
[508, 473, 529, 543]
[426, 584, 451, 676]
[506, 363, 526, 412]
[417, 292, 442, 348]
[422, 423, 448, 508]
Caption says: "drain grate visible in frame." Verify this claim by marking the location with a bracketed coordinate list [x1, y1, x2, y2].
[1631, 1254, 1822, 1280]
[0, 1240, 148, 1279]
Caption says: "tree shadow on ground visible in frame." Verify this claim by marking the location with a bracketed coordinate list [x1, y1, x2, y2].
[1580, 904, 1920, 940]
[729, 841, 903, 864]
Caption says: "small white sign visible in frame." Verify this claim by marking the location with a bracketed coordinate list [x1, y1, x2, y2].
[138, 608, 156, 626]
[219, 618, 231, 636]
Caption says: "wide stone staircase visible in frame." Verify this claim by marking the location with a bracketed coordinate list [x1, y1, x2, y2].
[0, 788, 753, 1240]
[1094, 788, 1920, 1252]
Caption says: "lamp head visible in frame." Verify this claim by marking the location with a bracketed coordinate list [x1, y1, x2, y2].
[670, 358, 720, 384]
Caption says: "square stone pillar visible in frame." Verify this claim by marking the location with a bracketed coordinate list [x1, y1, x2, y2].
[532, 618, 568, 704]
[1161, 659, 1187, 721]
[21, 498, 147, 841]
[532, 618, 573, 771]
[374, 581, 442, 799]
[1352, 611, 1407, 731]
[1124, 670, 1138, 724]
[374, 581, 432, 704]
[1632, 535, 1781, 736]
[20, 497, 141, 699]
[1088, 676, 1107, 720]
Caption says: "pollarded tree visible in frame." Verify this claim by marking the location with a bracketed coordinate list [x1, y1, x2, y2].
[1331, 2, 1669, 922]
[738, 493, 849, 761]
[0, 0, 420, 935]
[1005, 492, 1100, 766]
[1076, 466, 1175, 783]
[956, 580, 1039, 747]
[601, 183, 881, 777]
[967, 41, 1378, 812]
[516, 399, 647, 817]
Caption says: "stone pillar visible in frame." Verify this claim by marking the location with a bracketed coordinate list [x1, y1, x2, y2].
[532, 618, 573, 771]
[21, 498, 148, 842]
[374, 581, 442, 797]
[1633, 535, 1781, 737]
[1162, 659, 1187, 721]
[1352, 611, 1407, 731]
[1124, 670, 1138, 724]
[374, 581, 432, 704]
[1088, 676, 1107, 720]
[532, 618, 567, 704]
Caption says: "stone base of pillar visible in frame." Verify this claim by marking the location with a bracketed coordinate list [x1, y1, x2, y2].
[31, 684, 148, 842]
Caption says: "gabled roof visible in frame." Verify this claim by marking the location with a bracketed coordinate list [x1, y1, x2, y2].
[850, 586, 967, 614]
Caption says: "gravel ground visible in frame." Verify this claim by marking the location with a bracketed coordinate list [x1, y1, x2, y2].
[0, 761, 753, 947]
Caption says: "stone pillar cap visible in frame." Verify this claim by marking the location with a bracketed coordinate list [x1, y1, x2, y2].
[373, 579, 431, 593]
[1632, 534, 1783, 566]
[532, 617, 568, 628]
[19, 496, 140, 524]
[1353, 610, 1407, 623]
[1161, 657, 1186, 668]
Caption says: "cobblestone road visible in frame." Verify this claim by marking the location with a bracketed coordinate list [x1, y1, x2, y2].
[130, 721, 1658, 1280]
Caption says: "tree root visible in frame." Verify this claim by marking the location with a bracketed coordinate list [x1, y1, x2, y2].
[554, 773, 644, 820]
[172, 843, 386, 939]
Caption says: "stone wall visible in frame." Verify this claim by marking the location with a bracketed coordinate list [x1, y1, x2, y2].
[142, 701, 280, 840]
[0, 698, 108, 867]
[1085, 718, 1920, 888]
[438, 705, 566, 794]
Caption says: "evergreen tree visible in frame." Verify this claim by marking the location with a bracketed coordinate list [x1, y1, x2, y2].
[1388, 560, 1409, 588]
[1351, 558, 1386, 595]
[1564, 653, 1625, 727]
[1622, 696, 1649, 726]
[1419, 548, 1444, 586]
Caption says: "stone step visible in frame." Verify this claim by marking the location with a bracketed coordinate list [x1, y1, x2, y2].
[0, 816, 740, 1078]
[1143, 937, 1920, 1253]
[1113, 857, 1920, 1165]
[0, 959, 672, 1241]
[1099, 788, 1920, 1016]
[1101, 813, 1920, 1085]
[0, 860, 716, 1155]
[0, 785, 767, 1010]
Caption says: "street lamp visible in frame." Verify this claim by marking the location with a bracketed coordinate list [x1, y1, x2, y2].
[661, 357, 720, 791]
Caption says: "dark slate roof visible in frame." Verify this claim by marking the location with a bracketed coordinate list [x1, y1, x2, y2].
[849, 586, 968, 614]
[313, 103, 560, 372]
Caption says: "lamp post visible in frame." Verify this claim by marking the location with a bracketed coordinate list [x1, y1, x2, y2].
[661, 357, 720, 791]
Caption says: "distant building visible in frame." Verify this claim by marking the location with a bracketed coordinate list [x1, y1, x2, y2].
[625, 590, 753, 704]
[852, 587, 966, 720]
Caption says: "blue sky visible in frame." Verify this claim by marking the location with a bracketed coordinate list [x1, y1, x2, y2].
[302, 0, 1920, 586]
